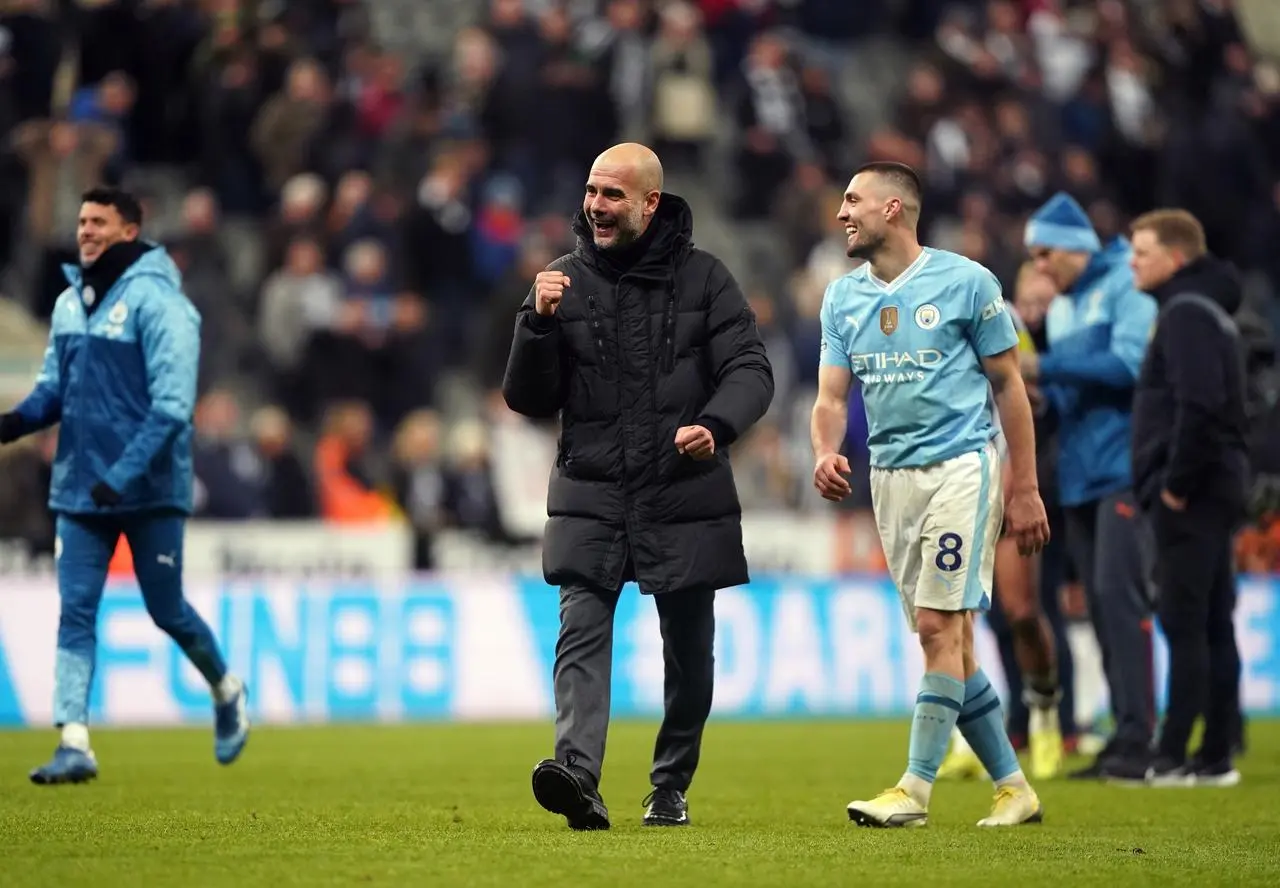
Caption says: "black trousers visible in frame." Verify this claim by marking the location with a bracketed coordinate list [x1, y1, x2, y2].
[1063, 490, 1157, 750]
[553, 582, 716, 792]
[1149, 498, 1242, 763]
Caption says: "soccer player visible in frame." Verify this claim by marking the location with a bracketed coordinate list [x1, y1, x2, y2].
[0, 188, 249, 784]
[811, 162, 1049, 827]
[939, 264, 1067, 782]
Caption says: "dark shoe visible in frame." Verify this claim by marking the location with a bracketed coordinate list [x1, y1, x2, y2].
[1067, 755, 1112, 780]
[1144, 755, 1194, 787]
[642, 787, 689, 826]
[1067, 737, 1125, 780]
[1101, 750, 1153, 786]
[1189, 756, 1241, 788]
[1067, 736, 1114, 780]
[531, 757, 610, 830]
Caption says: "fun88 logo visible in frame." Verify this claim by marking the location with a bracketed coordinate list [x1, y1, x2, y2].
[88, 580, 460, 725]
[322, 584, 457, 720]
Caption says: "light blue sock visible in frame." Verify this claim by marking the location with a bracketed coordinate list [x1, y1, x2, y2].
[906, 672, 966, 782]
[957, 669, 1021, 782]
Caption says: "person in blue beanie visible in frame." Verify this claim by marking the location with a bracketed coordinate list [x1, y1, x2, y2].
[1022, 192, 1158, 782]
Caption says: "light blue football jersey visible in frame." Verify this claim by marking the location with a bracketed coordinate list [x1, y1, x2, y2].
[819, 247, 1018, 469]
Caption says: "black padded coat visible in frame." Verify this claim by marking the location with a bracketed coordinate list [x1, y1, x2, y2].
[502, 194, 775, 594]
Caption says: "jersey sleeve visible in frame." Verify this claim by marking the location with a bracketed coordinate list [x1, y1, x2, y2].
[819, 282, 851, 370]
[966, 267, 1019, 357]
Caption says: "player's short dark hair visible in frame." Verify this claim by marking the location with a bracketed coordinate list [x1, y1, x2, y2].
[81, 187, 143, 226]
[853, 161, 923, 208]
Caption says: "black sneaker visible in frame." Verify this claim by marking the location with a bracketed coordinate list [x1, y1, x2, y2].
[1189, 756, 1241, 788]
[642, 787, 690, 826]
[1144, 755, 1194, 787]
[1067, 757, 1108, 780]
[531, 756, 611, 830]
[1067, 739, 1119, 780]
[1101, 749, 1153, 785]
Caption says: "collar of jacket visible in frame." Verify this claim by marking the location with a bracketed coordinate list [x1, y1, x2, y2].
[1149, 254, 1243, 313]
[571, 192, 694, 284]
[1067, 234, 1130, 297]
[62, 240, 159, 314]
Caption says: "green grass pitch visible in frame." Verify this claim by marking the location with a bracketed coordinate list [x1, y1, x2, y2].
[1, 720, 1278, 887]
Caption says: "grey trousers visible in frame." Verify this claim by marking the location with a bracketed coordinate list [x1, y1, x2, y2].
[1063, 489, 1157, 750]
[553, 582, 716, 792]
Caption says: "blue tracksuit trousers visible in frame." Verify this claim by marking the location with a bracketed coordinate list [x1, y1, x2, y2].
[54, 510, 227, 726]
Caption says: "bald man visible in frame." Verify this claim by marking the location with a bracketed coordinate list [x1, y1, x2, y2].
[503, 143, 774, 830]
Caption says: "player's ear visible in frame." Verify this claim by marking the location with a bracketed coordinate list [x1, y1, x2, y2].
[884, 198, 901, 223]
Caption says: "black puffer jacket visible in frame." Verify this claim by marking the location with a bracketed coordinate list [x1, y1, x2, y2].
[502, 194, 775, 594]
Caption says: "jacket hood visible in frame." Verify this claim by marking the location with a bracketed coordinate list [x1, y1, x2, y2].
[1069, 235, 1131, 295]
[572, 192, 694, 282]
[1150, 254, 1243, 315]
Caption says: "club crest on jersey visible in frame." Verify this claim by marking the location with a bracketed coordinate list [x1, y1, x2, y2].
[880, 306, 898, 335]
[914, 304, 940, 330]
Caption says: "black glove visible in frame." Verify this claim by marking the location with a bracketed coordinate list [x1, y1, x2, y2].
[0, 412, 24, 445]
[90, 482, 122, 508]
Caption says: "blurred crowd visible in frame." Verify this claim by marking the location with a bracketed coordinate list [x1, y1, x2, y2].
[1, 0, 1279, 572]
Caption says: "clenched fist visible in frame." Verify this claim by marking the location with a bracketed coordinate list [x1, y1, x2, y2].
[674, 425, 715, 460]
[535, 270, 570, 317]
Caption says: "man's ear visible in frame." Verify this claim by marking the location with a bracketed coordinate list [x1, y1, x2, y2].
[645, 190, 662, 217]
[884, 197, 902, 223]
[123, 222, 141, 242]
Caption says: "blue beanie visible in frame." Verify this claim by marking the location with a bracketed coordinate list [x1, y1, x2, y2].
[1024, 192, 1101, 254]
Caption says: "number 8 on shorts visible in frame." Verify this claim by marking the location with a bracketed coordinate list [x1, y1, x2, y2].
[869, 440, 1003, 632]
[935, 532, 964, 571]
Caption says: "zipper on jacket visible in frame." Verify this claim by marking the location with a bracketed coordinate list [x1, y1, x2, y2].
[614, 278, 631, 503]
[662, 284, 676, 373]
[74, 292, 92, 506]
[588, 291, 608, 371]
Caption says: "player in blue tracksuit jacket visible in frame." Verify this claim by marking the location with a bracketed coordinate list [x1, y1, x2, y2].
[0, 187, 249, 784]
[1022, 192, 1158, 782]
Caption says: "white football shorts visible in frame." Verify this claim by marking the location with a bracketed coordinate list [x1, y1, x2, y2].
[870, 438, 1004, 632]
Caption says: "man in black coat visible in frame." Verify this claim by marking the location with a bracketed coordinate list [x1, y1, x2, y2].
[502, 143, 774, 830]
[1129, 209, 1247, 787]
